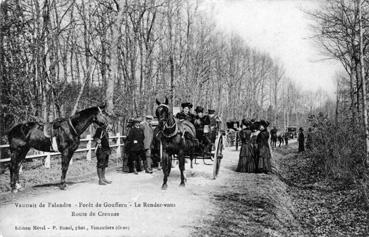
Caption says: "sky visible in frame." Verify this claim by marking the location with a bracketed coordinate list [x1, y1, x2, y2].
[200, 0, 341, 96]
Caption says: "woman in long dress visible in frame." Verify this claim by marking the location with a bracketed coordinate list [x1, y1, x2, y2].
[236, 119, 256, 172]
[256, 120, 272, 174]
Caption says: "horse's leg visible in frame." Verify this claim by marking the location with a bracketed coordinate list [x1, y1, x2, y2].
[179, 151, 186, 187]
[10, 147, 28, 193]
[161, 152, 170, 190]
[60, 148, 74, 190]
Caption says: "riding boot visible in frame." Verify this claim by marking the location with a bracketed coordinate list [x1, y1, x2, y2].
[97, 168, 106, 185]
[102, 168, 112, 184]
[133, 161, 138, 174]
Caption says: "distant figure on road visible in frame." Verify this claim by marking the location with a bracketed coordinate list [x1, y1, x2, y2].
[270, 127, 278, 148]
[306, 127, 313, 151]
[256, 120, 272, 174]
[236, 119, 256, 173]
[283, 130, 289, 146]
[298, 127, 305, 152]
[93, 126, 112, 185]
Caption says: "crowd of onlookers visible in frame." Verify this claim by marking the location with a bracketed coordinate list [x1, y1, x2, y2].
[236, 121, 315, 174]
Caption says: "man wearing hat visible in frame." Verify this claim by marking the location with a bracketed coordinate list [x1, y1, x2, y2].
[194, 106, 211, 156]
[176, 102, 195, 123]
[140, 115, 154, 173]
[125, 118, 145, 174]
[93, 125, 112, 185]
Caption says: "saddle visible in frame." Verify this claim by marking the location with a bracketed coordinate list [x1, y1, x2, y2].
[43, 118, 64, 138]
[42, 118, 65, 152]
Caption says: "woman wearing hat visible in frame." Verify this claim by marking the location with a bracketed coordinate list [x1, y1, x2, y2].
[236, 119, 256, 173]
[194, 106, 211, 156]
[256, 120, 272, 173]
[176, 102, 195, 123]
[298, 127, 305, 152]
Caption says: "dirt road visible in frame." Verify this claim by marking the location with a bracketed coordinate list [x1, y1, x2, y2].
[0, 146, 301, 237]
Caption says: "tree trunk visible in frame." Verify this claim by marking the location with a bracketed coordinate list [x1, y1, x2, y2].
[358, 0, 369, 166]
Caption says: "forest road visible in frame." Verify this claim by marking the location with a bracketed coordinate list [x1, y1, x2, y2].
[0, 143, 301, 237]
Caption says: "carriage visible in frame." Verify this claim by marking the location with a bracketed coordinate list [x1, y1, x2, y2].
[154, 99, 226, 189]
[190, 125, 224, 179]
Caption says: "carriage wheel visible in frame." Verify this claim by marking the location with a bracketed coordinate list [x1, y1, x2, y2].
[212, 133, 223, 179]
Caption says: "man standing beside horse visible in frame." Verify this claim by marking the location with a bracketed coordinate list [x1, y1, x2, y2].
[93, 125, 112, 185]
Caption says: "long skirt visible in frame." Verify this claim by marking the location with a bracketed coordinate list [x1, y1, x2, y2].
[236, 143, 256, 173]
[257, 145, 272, 173]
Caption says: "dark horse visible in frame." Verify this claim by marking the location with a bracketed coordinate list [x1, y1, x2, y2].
[155, 98, 198, 190]
[7, 106, 110, 193]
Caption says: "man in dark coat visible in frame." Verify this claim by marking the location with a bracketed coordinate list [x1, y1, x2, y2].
[270, 126, 278, 148]
[176, 102, 195, 123]
[283, 130, 289, 146]
[194, 106, 211, 156]
[93, 125, 112, 185]
[126, 119, 145, 174]
[298, 127, 305, 152]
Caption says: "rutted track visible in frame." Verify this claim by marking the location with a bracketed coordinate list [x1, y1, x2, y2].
[0, 146, 302, 237]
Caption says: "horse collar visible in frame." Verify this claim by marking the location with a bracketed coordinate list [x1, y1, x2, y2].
[68, 118, 79, 136]
[163, 124, 178, 138]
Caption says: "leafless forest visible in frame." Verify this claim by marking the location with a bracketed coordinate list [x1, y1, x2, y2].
[0, 0, 332, 139]
[2, 0, 369, 235]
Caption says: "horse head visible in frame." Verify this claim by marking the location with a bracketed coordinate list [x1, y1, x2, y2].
[93, 105, 111, 129]
[155, 97, 170, 124]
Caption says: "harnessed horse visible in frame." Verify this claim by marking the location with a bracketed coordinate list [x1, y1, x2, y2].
[155, 98, 197, 190]
[7, 106, 110, 193]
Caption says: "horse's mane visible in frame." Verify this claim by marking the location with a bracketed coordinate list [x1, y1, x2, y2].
[72, 107, 100, 120]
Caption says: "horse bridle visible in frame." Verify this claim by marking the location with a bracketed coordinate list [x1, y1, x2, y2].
[157, 104, 177, 138]
[95, 106, 110, 128]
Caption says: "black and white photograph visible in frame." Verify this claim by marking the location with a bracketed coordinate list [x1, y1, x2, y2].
[0, 0, 368, 236]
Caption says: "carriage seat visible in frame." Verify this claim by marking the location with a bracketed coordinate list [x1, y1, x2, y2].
[176, 119, 196, 139]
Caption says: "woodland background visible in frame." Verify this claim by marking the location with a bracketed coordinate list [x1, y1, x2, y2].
[0, 0, 332, 139]
[2, 0, 369, 215]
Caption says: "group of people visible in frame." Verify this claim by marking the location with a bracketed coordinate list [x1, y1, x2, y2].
[175, 102, 221, 155]
[124, 116, 155, 175]
[236, 119, 272, 174]
[122, 102, 222, 177]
